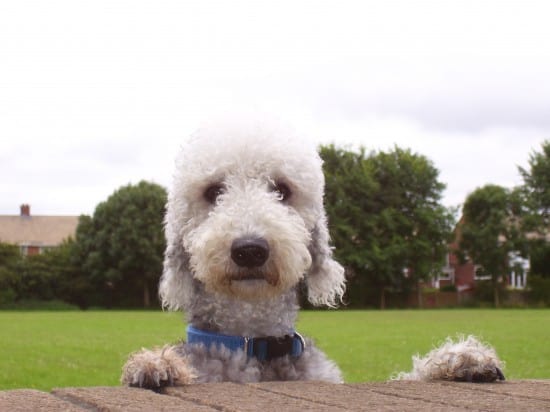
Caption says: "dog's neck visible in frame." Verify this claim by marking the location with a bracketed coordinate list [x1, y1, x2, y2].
[186, 283, 299, 337]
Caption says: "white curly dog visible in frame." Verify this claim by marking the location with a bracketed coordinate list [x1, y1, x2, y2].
[122, 117, 505, 388]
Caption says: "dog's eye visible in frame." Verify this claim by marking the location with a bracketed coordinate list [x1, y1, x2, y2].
[272, 182, 292, 202]
[204, 184, 225, 204]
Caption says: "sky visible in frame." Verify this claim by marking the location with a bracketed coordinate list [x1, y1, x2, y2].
[1, 0, 549, 216]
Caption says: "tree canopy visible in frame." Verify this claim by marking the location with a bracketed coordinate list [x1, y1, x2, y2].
[519, 140, 550, 279]
[519, 140, 550, 232]
[458, 184, 525, 307]
[320, 145, 454, 308]
[76, 181, 167, 307]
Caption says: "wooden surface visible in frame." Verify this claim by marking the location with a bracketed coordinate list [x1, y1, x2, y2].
[1, 380, 549, 411]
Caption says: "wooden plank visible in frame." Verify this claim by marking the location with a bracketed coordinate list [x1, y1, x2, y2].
[52, 386, 216, 411]
[348, 381, 550, 412]
[437, 379, 550, 401]
[1, 380, 548, 411]
[0, 389, 85, 412]
[250, 381, 469, 412]
[166, 382, 344, 411]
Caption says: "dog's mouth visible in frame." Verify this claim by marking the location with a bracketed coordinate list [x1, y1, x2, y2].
[228, 271, 279, 286]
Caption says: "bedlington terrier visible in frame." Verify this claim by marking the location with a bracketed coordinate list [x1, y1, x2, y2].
[121, 117, 504, 389]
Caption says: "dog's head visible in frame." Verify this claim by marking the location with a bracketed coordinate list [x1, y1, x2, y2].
[159, 117, 345, 309]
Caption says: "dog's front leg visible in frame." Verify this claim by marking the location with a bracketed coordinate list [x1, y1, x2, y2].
[121, 344, 196, 389]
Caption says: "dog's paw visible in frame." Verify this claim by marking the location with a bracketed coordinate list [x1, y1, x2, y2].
[395, 335, 505, 383]
[453, 364, 505, 383]
[121, 345, 196, 389]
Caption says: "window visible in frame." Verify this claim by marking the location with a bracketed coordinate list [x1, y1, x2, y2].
[439, 253, 454, 279]
[474, 265, 491, 280]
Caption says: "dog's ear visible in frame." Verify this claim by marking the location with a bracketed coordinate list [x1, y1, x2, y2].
[306, 213, 346, 307]
[158, 238, 194, 311]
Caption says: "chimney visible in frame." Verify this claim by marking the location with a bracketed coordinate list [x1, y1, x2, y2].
[20, 204, 30, 217]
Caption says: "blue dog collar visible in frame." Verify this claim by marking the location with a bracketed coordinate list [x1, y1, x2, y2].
[186, 325, 305, 361]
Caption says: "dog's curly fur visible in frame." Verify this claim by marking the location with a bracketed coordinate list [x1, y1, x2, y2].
[121, 116, 504, 389]
[395, 335, 505, 383]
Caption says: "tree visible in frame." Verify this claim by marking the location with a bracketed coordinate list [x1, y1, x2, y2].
[77, 181, 167, 307]
[459, 185, 525, 307]
[0, 242, 20, 304]
[529, 242, 550, 279]
[320, 146, 378, 306]
[0, 241, 78, 305]
[519, 140, 550, 278]
[368, 147, 455, 307]
[320, 145, 454, 308]
[519, 140, 550, 232]
[52, 238, 96, 309]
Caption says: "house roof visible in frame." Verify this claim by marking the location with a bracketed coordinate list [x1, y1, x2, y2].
[0, 215, 79, 246]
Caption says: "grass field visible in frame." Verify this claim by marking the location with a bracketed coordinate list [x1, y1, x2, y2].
[0, 309, 548, 390]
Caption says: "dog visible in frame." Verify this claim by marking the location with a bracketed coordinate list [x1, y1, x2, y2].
[121, 116, 504, 388]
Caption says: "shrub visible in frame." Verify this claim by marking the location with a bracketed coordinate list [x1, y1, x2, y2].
[473, 280, 508, 303]
[440, 284, 457, 292]
[0, 299, 79, 310]
[528, 275, 550, 306]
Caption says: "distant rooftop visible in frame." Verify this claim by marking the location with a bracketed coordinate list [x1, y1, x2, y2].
[0, 204, 79, 247]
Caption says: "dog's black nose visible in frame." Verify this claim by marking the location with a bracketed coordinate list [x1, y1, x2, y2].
[231, 238, 270, 268]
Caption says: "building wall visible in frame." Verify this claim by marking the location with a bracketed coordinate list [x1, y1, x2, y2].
[454, 260, 476, 291]
[0, 205, 79, 256]
[26, 246, 41, 256]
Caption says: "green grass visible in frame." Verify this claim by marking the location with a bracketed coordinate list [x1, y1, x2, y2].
[0, 309, 548, 390]
[298, 309, 550, 382]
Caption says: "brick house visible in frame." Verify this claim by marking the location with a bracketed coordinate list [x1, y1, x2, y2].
[0, 205, 79, 255]
[434, 248, 530, 291]
[432, 243, 487, 292]
[431, 219, 532, 291]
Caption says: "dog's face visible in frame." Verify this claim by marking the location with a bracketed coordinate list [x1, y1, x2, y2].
[160, 119, 345, 308]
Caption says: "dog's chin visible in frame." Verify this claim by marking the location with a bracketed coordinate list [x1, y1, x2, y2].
[224, 278, 273, 300]
[220, 271, 283, 300]
[198, 265, 302, 300]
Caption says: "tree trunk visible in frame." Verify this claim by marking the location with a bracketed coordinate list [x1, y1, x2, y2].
[143, 282, 151, 308]
[417, 280, 423, 309]
[493, 278, 500, 308]
[380, 287, 386, 310]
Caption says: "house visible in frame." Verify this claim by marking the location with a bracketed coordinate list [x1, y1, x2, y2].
[432, 243, 487, 291]
[435, 248, 530, 291]
[432, 219, 533, 292]
[0, 204, 79, 255]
